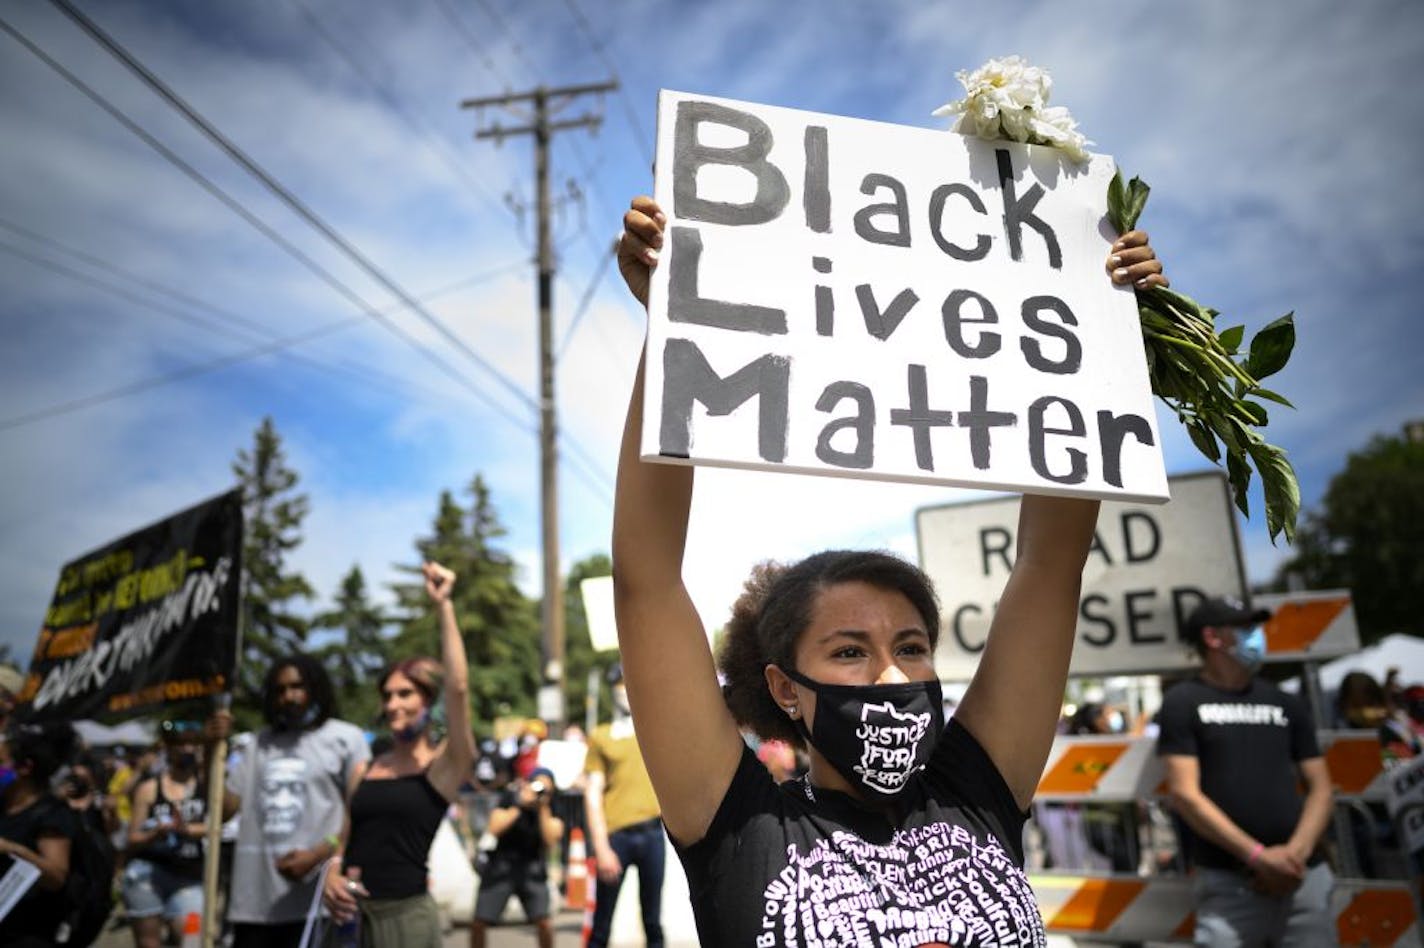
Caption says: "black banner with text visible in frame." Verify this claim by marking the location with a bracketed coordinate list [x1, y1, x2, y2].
[16, 490, 242, 722]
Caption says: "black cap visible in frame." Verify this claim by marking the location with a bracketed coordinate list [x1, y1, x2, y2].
[1184, 596, 1271, 643]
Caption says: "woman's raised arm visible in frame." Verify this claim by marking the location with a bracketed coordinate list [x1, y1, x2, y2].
[612, 196, 744, 846]
[424, 561, 476, 800]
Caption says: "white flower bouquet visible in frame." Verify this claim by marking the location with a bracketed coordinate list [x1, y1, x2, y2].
[936, 57, 1300, 543]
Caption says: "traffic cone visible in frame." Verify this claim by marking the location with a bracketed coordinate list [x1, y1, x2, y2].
[581, 854, 597, 947]
[565, 827, 589, 911]
[180, 911, 202, 948]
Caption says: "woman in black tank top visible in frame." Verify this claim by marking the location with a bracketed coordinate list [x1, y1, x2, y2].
[322, 561, 476, 947]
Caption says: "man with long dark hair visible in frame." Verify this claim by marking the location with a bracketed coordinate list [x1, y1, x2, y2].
[222, 654, 370, 948]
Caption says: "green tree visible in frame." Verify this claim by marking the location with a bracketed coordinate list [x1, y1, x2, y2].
[562, 553, 618, 728]
[1271, 429, 1424, 645]
[313, 565, 390, 728]
[390, 476, 540, 727]
[232, 417, 314, 713]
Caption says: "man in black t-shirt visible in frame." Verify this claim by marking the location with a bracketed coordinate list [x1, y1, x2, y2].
[470, 767, 563, 948]
[1157, 596, 1336, 947]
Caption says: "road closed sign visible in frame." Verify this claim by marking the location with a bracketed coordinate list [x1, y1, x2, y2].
[917, 471, 1246, 679]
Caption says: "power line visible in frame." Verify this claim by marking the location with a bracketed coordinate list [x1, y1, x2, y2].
[0, 213, 526, 338]
[0, 239, 614, 503]
[472, 0, 542, 83]
[556, 235, 616, 357]
[0, 217, 532, 398]
[5, 5, 617, 501]
[0, 238, 518, 428]
[287, 0, 521, 229]
[45, 0, 540, 416]
[0, 12, 533, 432]
[0, 236, 354, 347]
[430, 0, 514, 88]
[559, 0, 654, 166]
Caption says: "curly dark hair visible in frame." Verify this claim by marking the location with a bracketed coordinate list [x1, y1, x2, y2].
[717, 550, 940, 748]
[261, 653, 337, 730]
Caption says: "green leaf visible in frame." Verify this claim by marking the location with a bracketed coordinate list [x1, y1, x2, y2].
[1187, 420, 1221, 463]
[1247, 440, 1301, 544]
[1246, 312, 1296, 381]
[1125, 176, 1150, 232]
[1250, 387, 1295, 409]
[1151, 286, 1211, 323]
[1219, 325, 1245, 353]
[1107, 170, 1127, 234]
[1239, 401, 1269, 426]
[1226, 450, 1252, 517]
[1214, 415, 1249, 455]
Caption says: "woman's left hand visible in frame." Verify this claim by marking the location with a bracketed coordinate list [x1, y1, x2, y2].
[423, 561, 456, 604]
[322, 864, 368, 922]
[1108, 230, 1168, 290]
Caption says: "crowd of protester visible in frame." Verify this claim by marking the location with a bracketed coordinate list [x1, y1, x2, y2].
[2, 633, 1422, 947]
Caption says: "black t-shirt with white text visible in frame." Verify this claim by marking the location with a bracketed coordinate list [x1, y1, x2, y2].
[1155, 676, 1320, 870]
[676, 718, 1045, 947]
[0, 792, 77, 942]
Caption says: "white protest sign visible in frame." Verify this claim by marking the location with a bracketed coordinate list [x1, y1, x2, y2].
[1385, 755, 1424, 857]
[0, 857, 41, 922]
[578, 575, 619, 653]
[917, 471, 1245, 680]
[644, 89, 1167, 502]
[536, 738, 590, 790]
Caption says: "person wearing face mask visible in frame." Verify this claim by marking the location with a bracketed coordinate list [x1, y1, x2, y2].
[611, 195, 1168, 945]
[1157, 597, 1336, 947]
[1061, 703, 1137, 873]
[583, 662, 665, 948]
[215, 653, 370, 948]
[322, 561, 476, 947]
[122, 719, 228, 948]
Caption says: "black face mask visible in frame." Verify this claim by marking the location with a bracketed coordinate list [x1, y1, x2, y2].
[272, 704, 319, 732]
[781, 667, 943, 802]
[173, 751, 199, 772]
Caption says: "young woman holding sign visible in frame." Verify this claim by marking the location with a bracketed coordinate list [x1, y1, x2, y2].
[614, 194, 1165, 945]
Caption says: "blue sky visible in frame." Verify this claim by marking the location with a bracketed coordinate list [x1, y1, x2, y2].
[2, 0, 1422, 664]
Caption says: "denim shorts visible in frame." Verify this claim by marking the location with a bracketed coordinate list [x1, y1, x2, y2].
[121, 858, 204, 920]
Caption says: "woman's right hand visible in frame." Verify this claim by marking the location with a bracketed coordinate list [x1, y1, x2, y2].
[617, 196, 665, 307]
[322, 864, 367, 923]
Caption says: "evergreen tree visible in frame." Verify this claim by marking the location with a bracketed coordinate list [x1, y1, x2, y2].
[313, 565, 389, 728]
[232, 417, 315, 712]
[391, 476, 540, 727]
[563, 553, 618, 727]
[1270, 428, 1424, 644]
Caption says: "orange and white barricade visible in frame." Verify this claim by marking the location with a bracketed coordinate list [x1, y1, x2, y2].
[1032, 873, 1421, 945]
[1035, 730, 1391, 804]
[1256, 589, 1360, 661]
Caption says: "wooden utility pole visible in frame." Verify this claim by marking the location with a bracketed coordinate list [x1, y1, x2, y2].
[462, 80, 616, 723]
